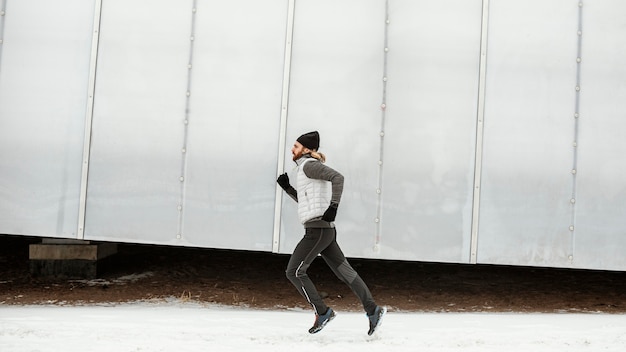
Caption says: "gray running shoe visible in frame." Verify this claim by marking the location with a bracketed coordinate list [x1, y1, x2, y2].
[367, 306, 387, 336]
[309, 308, 336, 334]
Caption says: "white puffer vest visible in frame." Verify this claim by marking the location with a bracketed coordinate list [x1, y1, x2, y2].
[296, 158, 331, 224]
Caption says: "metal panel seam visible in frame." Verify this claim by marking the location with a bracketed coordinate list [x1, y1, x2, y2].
[374, 0, 390, 255]
[470, 0, 490, 264]
[177, 1, 198, 240]
[272, 0, 296, 253]
[569, 1, 584, 263]
[77, 0, 103, 239]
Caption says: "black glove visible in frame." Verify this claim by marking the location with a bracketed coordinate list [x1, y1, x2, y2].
[322, 202, 338, 222]
[276, 173, 291, 191]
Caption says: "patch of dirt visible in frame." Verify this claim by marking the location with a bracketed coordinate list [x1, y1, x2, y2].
[2, 234, 626, 313]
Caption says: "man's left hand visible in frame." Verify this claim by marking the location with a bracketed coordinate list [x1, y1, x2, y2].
[322, 202, 338, 222]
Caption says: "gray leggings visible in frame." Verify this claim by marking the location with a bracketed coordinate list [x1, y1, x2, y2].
[285, 227, 377, 316]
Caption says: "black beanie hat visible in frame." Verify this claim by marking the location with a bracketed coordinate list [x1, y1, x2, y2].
[297, 131, 320, 150]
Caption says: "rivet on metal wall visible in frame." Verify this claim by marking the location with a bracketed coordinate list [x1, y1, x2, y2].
[577, 30, 582, 36]
[186, 91, 191, 97]
[179, 176, 185, 182]
[576, 57, 581, 63]
[177, 205, 183, 211]
[376, 189, 381, 194]
[190, 36, 195, 41]
[574, 113, 579, 118]
[575, 86, 580, 91]
[1, 11, 5, 16]
[182, 148, 186, 153]
[578, 2, 583, 7]
[384, 47, 389, 52]
[571, 169, 577, 174]
[188, 64, 192, 69]
[378, 160, 383, 166]
[380, 131, 385, 137]
[573, 142, 578, 147]
[380, 103, 386, 110]
[569, 225, 575, 231]
[382, 77, 387, 82]
[176, 234, 182, 239]
[374, 218, 380, 223]
[570, 198, 576, 204]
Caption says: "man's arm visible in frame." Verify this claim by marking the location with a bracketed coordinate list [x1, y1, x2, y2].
[277, 173, 298, 202]
[302, 161, 344, 205]
[285, 186, 298, 202]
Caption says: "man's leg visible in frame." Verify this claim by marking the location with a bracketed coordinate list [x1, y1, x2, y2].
[320, 228, 378, 316]
[285, 228, 334, 315]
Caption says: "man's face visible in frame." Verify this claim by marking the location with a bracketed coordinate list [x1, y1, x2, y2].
[292, 141, 306, 161]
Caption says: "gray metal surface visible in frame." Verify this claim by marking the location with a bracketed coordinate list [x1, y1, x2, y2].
[2, 0, 626, 271]
[477, 0, 578, 267]
[0, 0, 95, 238]
[84, 0, 190, 244]
[380, 0, 482, 262]
[574, 1, 626, 271]
[181, 0, 287, 251]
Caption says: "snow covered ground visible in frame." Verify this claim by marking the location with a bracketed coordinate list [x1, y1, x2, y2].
[2, 301, 626, 352]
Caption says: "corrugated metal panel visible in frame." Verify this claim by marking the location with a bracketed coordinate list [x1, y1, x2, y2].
[0, 0, 95, 238]
[84, 0, 191, 243]
[381, 0, 482, 262]
[181, 0, 287, 251]
[478, 0, 578, 267]
[574, 1, 626, 271]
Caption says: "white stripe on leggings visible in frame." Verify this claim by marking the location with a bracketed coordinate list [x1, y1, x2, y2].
[296, 261, 318, 314]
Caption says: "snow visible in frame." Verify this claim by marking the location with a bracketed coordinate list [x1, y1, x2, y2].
[2, 301, 626, 352]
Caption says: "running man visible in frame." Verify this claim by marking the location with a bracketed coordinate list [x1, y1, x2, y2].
[277, 131, 386, 335]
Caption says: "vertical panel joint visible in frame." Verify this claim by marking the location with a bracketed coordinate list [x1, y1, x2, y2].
[470, 0, 490, 264]
[176, 0, 198, 241]
[77, 0, 103, 239]
[569, 0, 585, 263]
[272, 0, 296, 253]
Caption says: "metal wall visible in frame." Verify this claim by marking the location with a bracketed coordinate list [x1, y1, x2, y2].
[1, 0, 626, 271]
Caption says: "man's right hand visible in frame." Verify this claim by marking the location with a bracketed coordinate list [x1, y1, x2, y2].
[277, 173, 291, 191]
